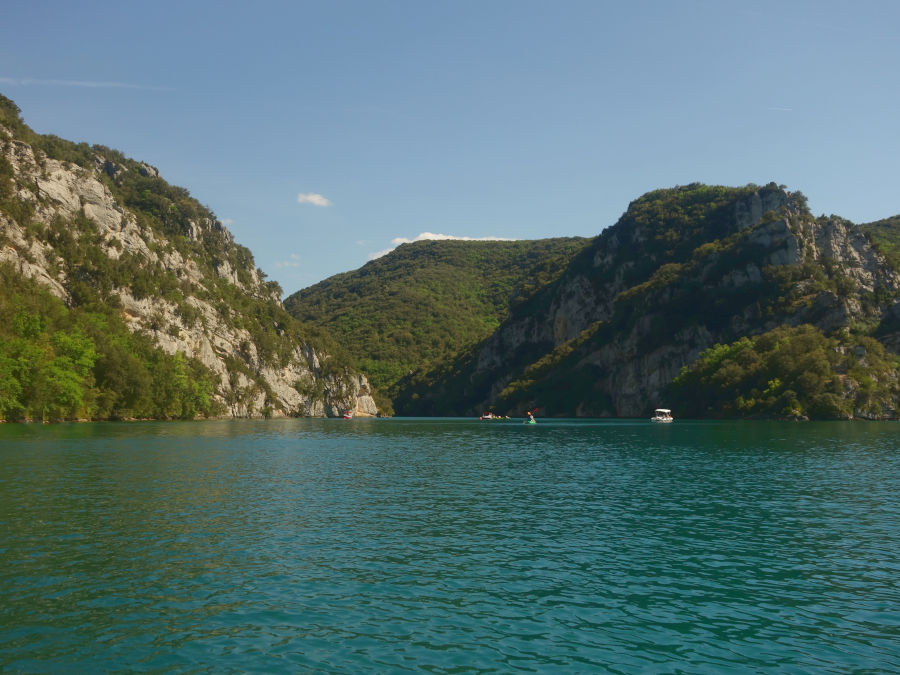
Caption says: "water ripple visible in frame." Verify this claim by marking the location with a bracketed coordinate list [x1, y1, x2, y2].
[1, 419, 899, 673]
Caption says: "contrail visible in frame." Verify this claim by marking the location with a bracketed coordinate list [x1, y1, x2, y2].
[0, 77, 171, 91]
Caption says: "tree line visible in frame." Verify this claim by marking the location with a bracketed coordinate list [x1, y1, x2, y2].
[0, 264, 222, 422]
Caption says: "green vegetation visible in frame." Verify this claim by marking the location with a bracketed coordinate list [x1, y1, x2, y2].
[397, 183, 900, 419]
[563, 183, 763, 288]
[0, 263, 223, 421]
[7, 89, 900, 421]
[670, 325, 899, 419]
[285, 237, 589, 405]
[400, 184, 797, 415]
[860, 215, 900, 272]
[1, 92, 361, 420]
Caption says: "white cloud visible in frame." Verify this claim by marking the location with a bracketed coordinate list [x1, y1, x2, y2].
[369, 232, 516, 260]
[274, 253, 301, 269]
[297, 192, 332, 207]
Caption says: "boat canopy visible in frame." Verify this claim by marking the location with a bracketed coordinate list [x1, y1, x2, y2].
[654, 408, 671, 414]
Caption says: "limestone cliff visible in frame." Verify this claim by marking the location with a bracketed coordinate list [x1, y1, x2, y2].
[0, 106, 376, 419]
[399, 183, 900, 418]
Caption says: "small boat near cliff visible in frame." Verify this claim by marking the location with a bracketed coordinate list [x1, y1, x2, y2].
[650, 408, 674, 423]
[479, 412, 510, 420]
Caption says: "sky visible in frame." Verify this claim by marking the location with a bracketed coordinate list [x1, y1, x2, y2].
[2, 0, 899, 295]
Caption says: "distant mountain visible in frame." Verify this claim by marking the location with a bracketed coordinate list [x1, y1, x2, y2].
[7, 86, 897, 421]
[0, 93, 376, 421]
[284, 237, 589, 413]
[395, 183, 900, 419]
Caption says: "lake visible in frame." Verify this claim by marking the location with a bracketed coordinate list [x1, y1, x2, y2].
[1, 418, 898, 673]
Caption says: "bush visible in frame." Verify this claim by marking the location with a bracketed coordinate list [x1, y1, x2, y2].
[670, 324, 899, 419]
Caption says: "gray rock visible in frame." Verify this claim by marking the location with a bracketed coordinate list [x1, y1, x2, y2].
[0, 123, 376, 419]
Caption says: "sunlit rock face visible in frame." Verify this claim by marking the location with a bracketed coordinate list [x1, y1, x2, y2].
[456, 185, 900, 417]
[0, 125, 376, 418]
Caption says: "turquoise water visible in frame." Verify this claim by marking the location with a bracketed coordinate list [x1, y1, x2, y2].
[1, 418, 898, 673]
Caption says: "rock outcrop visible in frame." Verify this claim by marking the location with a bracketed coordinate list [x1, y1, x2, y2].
[0, 123, 376, 418]
[411, 183, 900, 418]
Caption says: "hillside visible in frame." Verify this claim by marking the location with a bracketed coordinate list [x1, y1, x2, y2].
[284, 237, 588, 410]
[6, 86, 898, 421]
[396, 183, 900, 419]
[860, 215, 900, 272]
[0, 94, 376, 421]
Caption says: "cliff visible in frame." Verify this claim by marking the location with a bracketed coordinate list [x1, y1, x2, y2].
[396, 184, 900, 419]
[0, 95, 376, 420]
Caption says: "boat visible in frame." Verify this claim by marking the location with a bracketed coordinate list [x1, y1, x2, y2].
[343, 410, 354, 420]
[650, 408, 674, 423]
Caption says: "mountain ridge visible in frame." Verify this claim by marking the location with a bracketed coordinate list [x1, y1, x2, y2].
[5, 90, 899, 421]
[284, 236, 589, 412]
[0, 93, 376, 421]
[397, 183, 900, 418]
[289, 181, 900, 420]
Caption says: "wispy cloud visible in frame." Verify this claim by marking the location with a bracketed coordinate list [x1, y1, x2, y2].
[297, 192, 332, 207]
[274, 253, 302, 269]
[0, 76, 170, 90]
[369, 232, 516, 260]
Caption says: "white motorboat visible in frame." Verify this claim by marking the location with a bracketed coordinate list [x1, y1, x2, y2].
[650, 408, 674, 423]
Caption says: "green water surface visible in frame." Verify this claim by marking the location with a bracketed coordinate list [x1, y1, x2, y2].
[1, 418, 898, 673]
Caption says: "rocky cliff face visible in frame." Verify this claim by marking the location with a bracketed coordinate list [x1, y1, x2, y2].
[425, 184, 900, 417]
[0, 123, 376, 418]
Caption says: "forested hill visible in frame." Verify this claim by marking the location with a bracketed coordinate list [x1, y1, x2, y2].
[393, 183, 900, 420]
[6, 85, 899, 421]
[284, 237, 588, 412]
[0, 93, 376, 421]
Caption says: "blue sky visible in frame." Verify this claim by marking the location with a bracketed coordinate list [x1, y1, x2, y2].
[2, 0, 899, 294]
